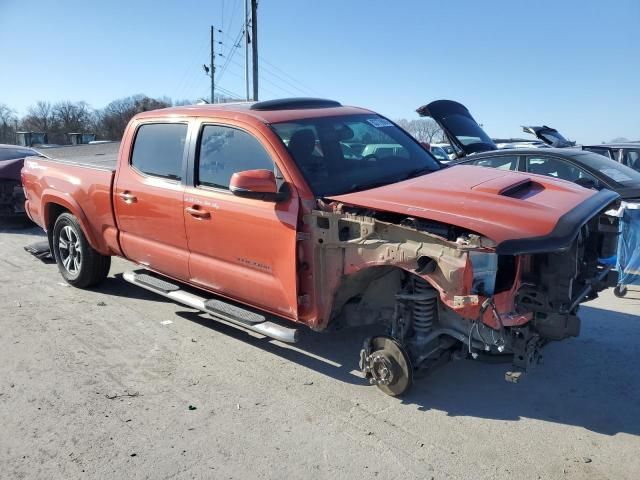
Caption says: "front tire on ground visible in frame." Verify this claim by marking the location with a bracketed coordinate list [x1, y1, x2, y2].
[52, 212, 111, 288]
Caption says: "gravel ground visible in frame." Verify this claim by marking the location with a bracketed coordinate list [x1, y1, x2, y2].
[1, 222, 639, 480]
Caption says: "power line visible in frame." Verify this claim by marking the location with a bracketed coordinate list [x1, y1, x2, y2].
[216, 27, 323, 98]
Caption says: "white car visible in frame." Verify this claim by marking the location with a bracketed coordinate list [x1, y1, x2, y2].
[430, 143, 457, 160]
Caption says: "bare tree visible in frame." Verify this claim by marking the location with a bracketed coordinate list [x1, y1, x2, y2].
[396, 118, 445, 143]
[22, 101, 55, 133]
[52, 101, 92, 133]
[95, 95, 172, 140]
[0, 103, 17, 143]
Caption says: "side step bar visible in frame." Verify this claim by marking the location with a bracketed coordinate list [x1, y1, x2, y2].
[123, 271, 299, 343]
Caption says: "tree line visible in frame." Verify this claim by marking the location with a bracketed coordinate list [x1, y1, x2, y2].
[0, 96, 447, 146]
[0, 95, 206, 145]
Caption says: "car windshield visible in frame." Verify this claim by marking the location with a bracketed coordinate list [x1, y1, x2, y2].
[575, 152, 640, 186]
[0, 148, 35, 161]
[271, 114, 440, 196]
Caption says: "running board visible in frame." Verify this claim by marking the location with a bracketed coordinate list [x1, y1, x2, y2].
[122, 271, 299, 343]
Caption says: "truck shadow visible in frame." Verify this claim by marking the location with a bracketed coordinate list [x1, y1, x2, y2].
[175, 303, 640, 437]
[0, 219, 42, 234]
[404, 304, 640, 437]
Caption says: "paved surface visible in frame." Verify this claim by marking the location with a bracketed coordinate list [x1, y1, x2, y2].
[1, 222, 640, 479]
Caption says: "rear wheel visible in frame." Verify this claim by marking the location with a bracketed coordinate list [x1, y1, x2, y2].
[52, 212, 110, 288]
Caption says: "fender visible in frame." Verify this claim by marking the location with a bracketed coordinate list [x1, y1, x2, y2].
[41, 189, 109, 254]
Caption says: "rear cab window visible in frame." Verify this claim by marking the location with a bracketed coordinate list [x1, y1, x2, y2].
[196, 125, 275, 190]
[130, 123, 188, 180]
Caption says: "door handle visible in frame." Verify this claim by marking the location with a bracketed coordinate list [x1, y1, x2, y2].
[185, 206, 211, 219]
[118, 191, 137, 204]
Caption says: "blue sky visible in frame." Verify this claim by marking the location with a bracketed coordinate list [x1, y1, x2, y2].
[1, 0, 638, 143]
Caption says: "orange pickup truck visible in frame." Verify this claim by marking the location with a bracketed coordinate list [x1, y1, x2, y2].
[22, 98, 619, 395]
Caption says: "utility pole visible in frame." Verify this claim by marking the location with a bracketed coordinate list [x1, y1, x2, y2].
[243, 0, 250, 101]
[251, 0, 258, 101]
[210, 25, 215, 103]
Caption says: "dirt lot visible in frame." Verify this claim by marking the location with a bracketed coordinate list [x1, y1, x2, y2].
[1, 222, 640, 480]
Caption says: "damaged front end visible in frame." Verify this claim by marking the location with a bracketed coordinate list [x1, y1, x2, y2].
[300, 189, 619, 395]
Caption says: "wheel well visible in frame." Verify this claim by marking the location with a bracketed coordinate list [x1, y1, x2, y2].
[330, 266, 406, 328]
[45, 203, 70, 249]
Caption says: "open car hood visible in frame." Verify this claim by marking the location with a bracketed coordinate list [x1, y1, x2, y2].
[522, 125, 575, 148]
[416, 100, 498, 157]
[328, 165, 619, 255]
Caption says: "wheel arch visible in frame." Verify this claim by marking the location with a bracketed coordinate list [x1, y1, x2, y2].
[42, 192, 102, 253]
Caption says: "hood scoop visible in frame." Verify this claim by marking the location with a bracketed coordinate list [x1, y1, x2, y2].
[472, 176, 542, 198]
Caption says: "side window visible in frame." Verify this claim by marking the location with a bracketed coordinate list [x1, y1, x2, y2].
[197, 125, 274, 189]
[472, 155, 518, 170]
[526, 156, 597, 183]
[622, 149, 640, 171]
[130, 123, 188, 180]
[584, 147, 612, 159]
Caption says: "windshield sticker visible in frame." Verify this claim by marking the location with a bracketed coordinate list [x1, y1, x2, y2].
[600, 168, 633, 182]
[367, 118, 394, 128]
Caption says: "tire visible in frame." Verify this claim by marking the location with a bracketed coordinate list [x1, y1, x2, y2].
[52, 212, 111, 288]
[613, 285, 628, 298]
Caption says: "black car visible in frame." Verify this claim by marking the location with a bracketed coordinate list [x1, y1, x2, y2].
[0, 144, 38, 219]
[583, 143, 640, 173]
[416, 100, 640, 201]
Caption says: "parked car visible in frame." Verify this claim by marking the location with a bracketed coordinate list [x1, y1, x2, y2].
[431, 142, 457, 160]
[23, 98, 619, 396]
[492, 138, 547, 150]
[416, 100, 640, 202]
[583, 143, 640, 172]
[428, 145, 450, 162]
[0, 144, 38, 219]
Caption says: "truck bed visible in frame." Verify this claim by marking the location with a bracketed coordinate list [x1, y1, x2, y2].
[35, 142, 120, 170]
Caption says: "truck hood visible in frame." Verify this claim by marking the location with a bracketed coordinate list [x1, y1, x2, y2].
[328, 165, 619, 255]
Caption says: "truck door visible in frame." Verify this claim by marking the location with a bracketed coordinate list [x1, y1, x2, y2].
[183, 122, 299, 320]
[114, 121, 191, 280]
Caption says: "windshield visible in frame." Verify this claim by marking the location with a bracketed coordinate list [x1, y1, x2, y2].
[271, 114, 440, 196]
[0, 148, 35, 161]
[576, 152, 640, 186]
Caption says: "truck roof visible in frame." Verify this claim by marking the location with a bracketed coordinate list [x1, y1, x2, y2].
[134, 99, 374, 124]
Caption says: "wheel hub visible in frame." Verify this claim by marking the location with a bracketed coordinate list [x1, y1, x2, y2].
[370, 352, 394, 385]
[359, 336, 413, 396]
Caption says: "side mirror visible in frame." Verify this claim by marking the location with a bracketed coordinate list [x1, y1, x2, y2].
[574, 177, 597, 189]
[229, 169, 288, 201]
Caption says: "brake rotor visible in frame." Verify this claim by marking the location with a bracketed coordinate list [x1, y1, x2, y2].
[361, 336, 413, 397]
